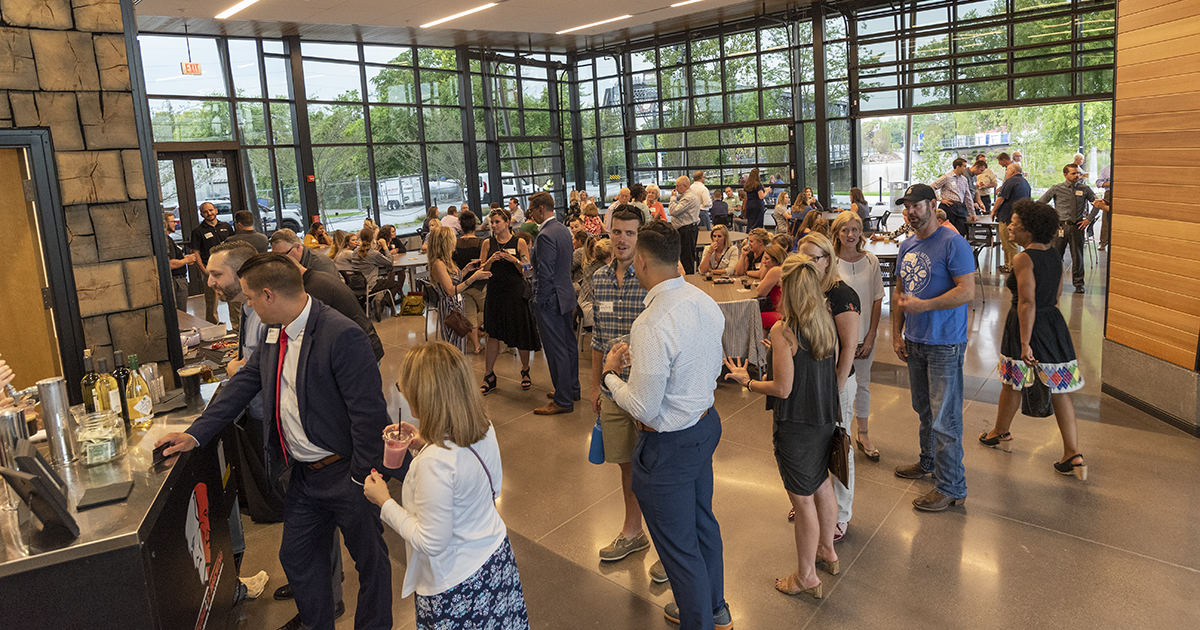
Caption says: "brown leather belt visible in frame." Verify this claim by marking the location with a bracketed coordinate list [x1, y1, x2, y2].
[306, 453, 342, 470]
[637, 421, 657, 433]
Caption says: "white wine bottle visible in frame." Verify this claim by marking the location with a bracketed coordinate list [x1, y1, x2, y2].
[94, 357, 120, 413]
[126, 354, 154, 430]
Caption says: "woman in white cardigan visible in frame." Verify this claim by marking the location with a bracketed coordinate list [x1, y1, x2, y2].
[364, 341, 528, 629]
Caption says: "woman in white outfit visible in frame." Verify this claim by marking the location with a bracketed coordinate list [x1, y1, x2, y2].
[364, 341, 529, 629]
[831, 211, 885, 463]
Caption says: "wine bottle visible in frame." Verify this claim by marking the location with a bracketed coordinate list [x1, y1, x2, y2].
[126, 354, 155, 430]
[95, 357, 120, 413]
[81, 352, 101, 413]
[111, 350, 132, 427]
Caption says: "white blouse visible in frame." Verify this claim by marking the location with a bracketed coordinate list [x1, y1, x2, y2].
[380, 425, 507, 597]
[702, 243, 740, 271]
[836, 251, 885, 343]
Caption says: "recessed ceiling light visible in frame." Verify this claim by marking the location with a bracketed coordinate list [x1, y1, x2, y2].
[670, 0, 706, 7]
[556, 14, 633, 35]
[215, 0, 261, 20]
[421, 3, 499, 28]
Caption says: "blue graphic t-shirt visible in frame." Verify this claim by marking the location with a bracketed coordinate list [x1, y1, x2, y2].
[897, 226, 975, 345]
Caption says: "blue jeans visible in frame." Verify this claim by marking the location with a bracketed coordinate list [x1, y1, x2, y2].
[633, 408, 727, 630]
[905, 340, 968, 498]
[698, 209, 712, 230]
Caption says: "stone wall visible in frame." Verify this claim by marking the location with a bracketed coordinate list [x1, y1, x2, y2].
[0, 0, 167, 371]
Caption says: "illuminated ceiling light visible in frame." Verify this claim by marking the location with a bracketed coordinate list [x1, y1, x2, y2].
[420, 3, 499, 29]
[556, 14, 633, 35]
[670, 0, 706, 7]
[215, 0, 261, 19]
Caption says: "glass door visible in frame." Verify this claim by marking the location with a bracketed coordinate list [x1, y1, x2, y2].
[156, 150, 247, 298]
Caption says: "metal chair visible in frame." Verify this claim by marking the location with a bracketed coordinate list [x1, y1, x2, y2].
[339, 270, 369, 310]
[865, 210, 890, 233]
[418, 278, 441, 341]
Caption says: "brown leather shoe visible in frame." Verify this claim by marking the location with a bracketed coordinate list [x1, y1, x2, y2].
[534, 401, 573, 415]
[912, 489, 965, 512]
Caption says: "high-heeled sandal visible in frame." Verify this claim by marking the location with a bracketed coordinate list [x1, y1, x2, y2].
[1054, 454, 1088, 481]
[978, 431, 1012, 452]
[774, 572, 821, 599]
[520, 369, 531, 390]
[855, 430, 880, 462]
[480, 373, 497, 396]
[816, 557, 840, 575]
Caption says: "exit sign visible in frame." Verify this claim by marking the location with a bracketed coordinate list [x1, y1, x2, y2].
[181, 62, 203, 75]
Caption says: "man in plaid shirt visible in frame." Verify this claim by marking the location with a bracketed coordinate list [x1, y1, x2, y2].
[591, 206, 663, 579]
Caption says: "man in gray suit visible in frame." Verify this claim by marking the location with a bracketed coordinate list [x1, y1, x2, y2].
[529, 191, 580, 415]
[269, 229, 341, 280]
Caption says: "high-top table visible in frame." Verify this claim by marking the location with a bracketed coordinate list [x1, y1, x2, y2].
[684, 274, 768, 370]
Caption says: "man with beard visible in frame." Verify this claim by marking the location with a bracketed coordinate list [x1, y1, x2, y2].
[891, 184, 976, 512]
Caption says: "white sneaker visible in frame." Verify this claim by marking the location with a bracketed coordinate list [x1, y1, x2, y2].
[239, 570, 270, 599]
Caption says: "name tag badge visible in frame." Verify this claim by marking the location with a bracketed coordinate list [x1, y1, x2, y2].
[204, 232, 214, 239]
[1075, 190, 1084, 196]
[599, 302, 615, 314]
[265, 328, 280, 344]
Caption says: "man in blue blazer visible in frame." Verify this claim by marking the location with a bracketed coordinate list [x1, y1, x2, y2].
[528, 191, 580, 415]
[158, 253, 395, 630]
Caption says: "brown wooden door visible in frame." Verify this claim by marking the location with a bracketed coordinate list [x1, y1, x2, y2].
[0, 148, 62, 385]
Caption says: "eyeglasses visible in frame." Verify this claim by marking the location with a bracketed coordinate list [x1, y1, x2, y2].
[810, 253, 829, 261]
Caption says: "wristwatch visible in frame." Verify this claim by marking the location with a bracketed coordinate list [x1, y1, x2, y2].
[601, 369, 620, 385]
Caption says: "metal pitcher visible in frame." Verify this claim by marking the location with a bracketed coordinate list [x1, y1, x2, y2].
[36, 377, 78, 466]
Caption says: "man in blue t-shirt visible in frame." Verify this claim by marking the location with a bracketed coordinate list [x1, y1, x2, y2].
[891, 183, 976, 512]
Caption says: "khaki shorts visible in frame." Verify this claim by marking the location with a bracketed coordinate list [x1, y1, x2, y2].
[600, 396, 639, 464]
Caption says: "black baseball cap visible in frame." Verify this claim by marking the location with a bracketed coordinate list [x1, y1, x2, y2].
[896, 183, 937, 205]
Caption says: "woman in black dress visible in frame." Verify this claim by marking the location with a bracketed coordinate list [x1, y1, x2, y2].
[979, 200, 1088, 480]
[479, 208, 541, 394]
[743, 168, 768, 231]
[724, 255, 841, 600]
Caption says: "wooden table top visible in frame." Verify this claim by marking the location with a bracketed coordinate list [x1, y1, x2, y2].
[684, 274, 759, 303]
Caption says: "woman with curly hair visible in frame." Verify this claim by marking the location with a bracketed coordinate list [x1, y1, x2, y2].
[979, 200, 1088, 480]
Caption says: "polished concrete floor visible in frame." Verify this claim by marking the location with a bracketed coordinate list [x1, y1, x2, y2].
[229, 245, 1200, 629]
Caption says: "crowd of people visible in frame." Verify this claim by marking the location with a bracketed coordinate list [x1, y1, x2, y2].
[129, 148, 1107, 630]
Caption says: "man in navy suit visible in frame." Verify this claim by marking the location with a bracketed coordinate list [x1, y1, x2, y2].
[528, 191, 580, 415]
[157, 253, 395, 630]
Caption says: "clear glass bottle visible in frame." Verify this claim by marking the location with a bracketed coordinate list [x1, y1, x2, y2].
[111, 350, 132, 427]
[81, 352, 101, 413]
[126, 354, 155, 430]
[94, 357, 120, 413]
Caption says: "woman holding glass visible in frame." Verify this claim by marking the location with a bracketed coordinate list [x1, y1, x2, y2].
[724, 256, 841, 599]
[698, 224, 740, 276]
[364, 341, 529, 629]
[428, 226, 488, 354]
[479, 208, 541, 394]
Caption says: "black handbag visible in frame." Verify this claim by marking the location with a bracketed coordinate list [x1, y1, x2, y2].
[1021, 375, 1054, 418]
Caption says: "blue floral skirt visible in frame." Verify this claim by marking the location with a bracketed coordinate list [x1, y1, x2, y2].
[415, 537, 529, 629]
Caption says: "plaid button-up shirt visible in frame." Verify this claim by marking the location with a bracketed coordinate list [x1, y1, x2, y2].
[591, 260, 648, 380]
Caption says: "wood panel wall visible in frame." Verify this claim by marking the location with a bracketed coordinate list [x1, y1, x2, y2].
[1109, 0, 1200, 369]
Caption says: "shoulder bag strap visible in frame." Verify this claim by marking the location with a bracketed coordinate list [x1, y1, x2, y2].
[466, 445, 497, 503]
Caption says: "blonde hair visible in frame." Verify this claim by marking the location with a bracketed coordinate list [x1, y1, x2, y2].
[748, 227, 771, 247]
[582, 202, 600, 218]
[710, 224, 731, 252]
[327, 229, 348, 259]
[398, 342, 490, 449]
[427, 226, 458, 274]
[763, 244, 787, 267]
[778, 254, 837, 360]
[830, 211, 865, 257]
[569, 189, 580, 205]
[797, 232, 842, 292]
[592, 237, 614, 263]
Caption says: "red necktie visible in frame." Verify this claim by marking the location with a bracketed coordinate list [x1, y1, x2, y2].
[275, 328, 290, 467]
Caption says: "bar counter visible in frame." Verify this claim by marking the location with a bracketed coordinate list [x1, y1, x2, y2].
[0, 384, 241, 630]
